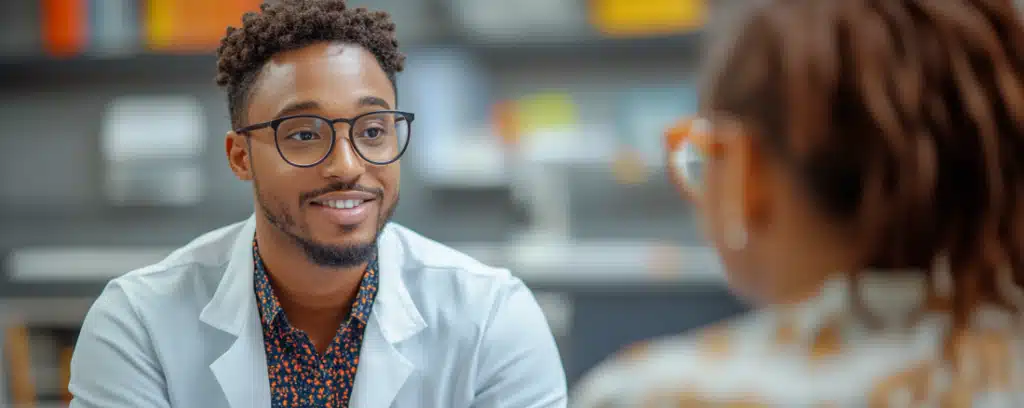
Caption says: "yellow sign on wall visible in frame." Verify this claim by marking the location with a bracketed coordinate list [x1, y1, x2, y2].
[143, 0, 177, 50]
[144, 0, 261, 52]
[590, 0, 708, 37]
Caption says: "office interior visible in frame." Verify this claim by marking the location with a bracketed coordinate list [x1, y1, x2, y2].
[0, 0, 897, 405]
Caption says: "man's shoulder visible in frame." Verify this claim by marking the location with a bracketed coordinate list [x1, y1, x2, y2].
[382, 223, 528, 325]
[105, 219, 247, 310]
[383, 222, 513, 282]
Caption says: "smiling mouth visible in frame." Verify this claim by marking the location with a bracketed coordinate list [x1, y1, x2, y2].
[312, 199, 374, 209]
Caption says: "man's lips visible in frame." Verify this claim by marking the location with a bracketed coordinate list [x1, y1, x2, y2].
[310, 193, 377, 226]
[309, 191, 378, 209]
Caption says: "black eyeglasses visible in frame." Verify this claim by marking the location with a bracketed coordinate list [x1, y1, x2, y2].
[234, 110, 414, 167]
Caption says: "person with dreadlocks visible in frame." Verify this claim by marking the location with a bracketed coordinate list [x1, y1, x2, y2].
[573, 0, 1024, 406]
[67, 1, 567, 407]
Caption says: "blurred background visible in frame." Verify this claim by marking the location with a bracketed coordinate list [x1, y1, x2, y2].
[0, 0, 888, 405]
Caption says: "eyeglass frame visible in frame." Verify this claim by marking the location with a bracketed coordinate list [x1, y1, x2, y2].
[664, 116, 727, 200]
[233, 110, 415, 167]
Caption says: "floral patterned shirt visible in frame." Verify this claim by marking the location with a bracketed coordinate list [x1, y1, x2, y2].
[253, 240, 378, 408]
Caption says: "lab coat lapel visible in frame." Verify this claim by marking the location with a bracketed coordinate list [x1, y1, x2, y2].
[350, 317, 416, 408]
[350, 225, 427, 408]
[200, 216, 272, 408]
[209, 320, 270, 408]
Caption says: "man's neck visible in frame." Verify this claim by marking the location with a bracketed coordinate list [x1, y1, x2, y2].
[254, 220, 366, 340]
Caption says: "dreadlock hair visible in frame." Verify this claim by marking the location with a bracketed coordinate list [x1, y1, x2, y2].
[215, 0, 406, 129]
[702, 0, 1024, 335]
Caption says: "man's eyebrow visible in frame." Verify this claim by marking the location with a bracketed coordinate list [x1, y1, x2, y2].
[273, 97, 389, 118]
[274, 100, 322, 118]
[357, 96, 391, 110]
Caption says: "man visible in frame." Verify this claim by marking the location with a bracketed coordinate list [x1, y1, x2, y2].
[67, 1, 567, 407]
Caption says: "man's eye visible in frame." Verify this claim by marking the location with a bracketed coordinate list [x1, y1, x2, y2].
[287, 131, 319, 141]
[361, 127, 386, 139]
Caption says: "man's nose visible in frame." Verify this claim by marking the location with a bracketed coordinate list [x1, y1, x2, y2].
[318, 125, 366, 180]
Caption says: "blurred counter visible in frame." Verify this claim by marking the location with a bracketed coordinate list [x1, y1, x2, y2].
[1, 241, 743, 388]
[3, 240, 723, 288]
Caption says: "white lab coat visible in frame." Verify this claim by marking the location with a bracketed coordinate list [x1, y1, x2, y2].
[68, 216, 567, 408]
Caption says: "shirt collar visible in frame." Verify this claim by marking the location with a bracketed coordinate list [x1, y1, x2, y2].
[774, 270, 932, 347]
[252, 239, 284, 328]
[252, 238, 379, 330]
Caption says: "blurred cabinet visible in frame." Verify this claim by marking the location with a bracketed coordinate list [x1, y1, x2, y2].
[4, 323, 36, 407]
[562, 286, 746, 384]
[3, 321, 77, 407]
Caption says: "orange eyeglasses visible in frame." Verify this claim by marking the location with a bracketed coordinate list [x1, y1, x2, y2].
[664, 116, 724, 199]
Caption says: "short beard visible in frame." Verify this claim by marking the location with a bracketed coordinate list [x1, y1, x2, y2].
[289, 231, 380, 268]
[254, 179, 398, 268]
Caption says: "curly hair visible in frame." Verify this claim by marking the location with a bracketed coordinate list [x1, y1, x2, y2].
[215, 0, 406, 128]
[702, 0, 1024, 332]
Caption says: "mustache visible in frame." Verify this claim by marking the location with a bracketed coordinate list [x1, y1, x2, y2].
[299, 181, 384, 203]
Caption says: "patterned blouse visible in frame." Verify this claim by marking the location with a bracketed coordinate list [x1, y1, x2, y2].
[253, 240, 379, 408]
[571, 272, 1024, 407]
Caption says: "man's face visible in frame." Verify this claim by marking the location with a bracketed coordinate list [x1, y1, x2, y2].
[229, 42, 401, 267]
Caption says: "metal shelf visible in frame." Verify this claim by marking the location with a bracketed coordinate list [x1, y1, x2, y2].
[0, 53, 218, 87]
[0, 31, 703, 86]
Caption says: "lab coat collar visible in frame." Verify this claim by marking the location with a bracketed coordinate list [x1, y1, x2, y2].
[199, 215, 258, 335]
[199, 215, 428, 408]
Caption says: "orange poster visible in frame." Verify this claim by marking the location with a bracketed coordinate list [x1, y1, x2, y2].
[42, 0, 89, 57]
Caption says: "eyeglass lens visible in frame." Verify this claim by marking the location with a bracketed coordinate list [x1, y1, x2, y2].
[677, 141, 706, 193]
[274, 112, 410, 165]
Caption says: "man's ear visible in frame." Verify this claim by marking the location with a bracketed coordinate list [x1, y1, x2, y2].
[225, 131, 252, 181]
